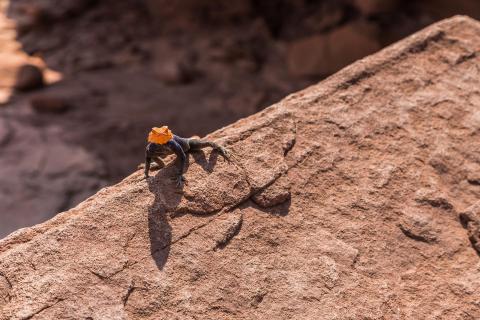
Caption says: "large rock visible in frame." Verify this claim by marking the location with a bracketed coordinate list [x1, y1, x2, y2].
[287, 21, 381, 76]
[1, 16, 480, 319]
[353, 0, 400, 15]
[14, 64, 44, 91]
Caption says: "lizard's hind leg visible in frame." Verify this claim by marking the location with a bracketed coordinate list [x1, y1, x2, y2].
[188, 139, 229, 158]
[153, 157, 165, 169]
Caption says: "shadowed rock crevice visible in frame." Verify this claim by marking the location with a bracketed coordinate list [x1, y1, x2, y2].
[0, 271, 12, 307]
[459, 202, 480, 255]
[398, 221, 438, 244]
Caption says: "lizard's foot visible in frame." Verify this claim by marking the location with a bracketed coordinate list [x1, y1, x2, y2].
[172, 175, 186, 188]
[220, 146, 239, 163]
[217, 146, 230, 159]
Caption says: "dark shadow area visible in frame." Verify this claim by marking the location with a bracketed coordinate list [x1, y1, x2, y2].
[247, 196, 292, 217]
[190, 150, 218, 173]
[146, 160, 184, 270]
[259, 198, 291, 217]
[147, 204, 171, 271]
[458, 212, 480, 257]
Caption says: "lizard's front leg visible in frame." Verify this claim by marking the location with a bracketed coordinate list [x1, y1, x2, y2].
[145, 153, 165, 178]
[169, 140, 187, 187]
[144, 155, 152, 179]
[176, 152, 186, 187]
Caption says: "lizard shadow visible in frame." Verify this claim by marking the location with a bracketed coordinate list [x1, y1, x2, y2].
[246, 187, 292, 217]
[146, 151, 220, 270]
[146, 159, 186, 270]
[190, 150, 218, 173]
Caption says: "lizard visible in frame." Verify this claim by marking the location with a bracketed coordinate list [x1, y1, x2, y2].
[144, 126, 229, 186]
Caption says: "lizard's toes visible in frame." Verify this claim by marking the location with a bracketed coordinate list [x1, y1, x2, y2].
[175, 175, 186, 188]
[220, 147, 230, 158]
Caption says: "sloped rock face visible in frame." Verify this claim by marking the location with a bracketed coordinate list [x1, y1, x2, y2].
[1, 16, 480, 319]
[4, 0, 480, 237]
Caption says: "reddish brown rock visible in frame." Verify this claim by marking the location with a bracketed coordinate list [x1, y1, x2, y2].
[466, 163, 480, 185]
[9, 0, 94, 30]
[1, 16, 480, 319]
[353, 0, 400, 15]
[287, 21, 381, 77]
[414, 187, 453, 210]
[418, 0, 480, 20]
[14, 64, 44, 91]
[251, 176, 291, 208]
[460, 202, 480, 254]
[398, 211, 439, 243]
[150, 41, 198, 85]
[30, 95, 68, 113]
[10, 3, 45, 33]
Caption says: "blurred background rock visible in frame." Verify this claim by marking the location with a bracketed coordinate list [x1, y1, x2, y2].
[1, 0, 480, 237]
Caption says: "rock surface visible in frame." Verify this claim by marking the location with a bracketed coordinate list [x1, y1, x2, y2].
[3, 0, 480, 237]
[1, 16, 480, 319]
[460, 202, 480, 255]
[0, 0, 60, 104]
[13, 64, 43, 91]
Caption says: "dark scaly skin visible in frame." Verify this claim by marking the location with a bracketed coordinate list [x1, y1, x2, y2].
[144, 135, 228, 186]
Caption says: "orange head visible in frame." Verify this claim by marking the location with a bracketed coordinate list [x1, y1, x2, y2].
[148, 126, 173, 144]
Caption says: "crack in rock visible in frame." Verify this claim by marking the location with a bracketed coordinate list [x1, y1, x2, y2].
[0, 271, 12, 306]
[414, 188, 453, 210]
[398, 211, 439, 244]
[123, 282, 137, 307]
[251, 176, 291, 208]
[459, 201, 480, 255]
[213, 213, 243, 251]
[20, 298, 64, 320]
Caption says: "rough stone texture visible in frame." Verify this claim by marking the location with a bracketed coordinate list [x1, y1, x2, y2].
[1, 16, 480, 319]
[251, 176, 291, 208]
[398, 211, 439, 243]
[460, 201, 480, 254]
